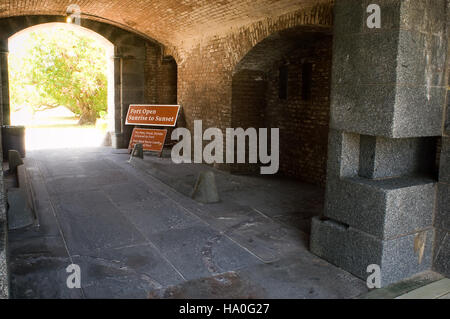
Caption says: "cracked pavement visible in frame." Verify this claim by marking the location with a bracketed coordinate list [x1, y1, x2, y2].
[8, 147, 368, 299]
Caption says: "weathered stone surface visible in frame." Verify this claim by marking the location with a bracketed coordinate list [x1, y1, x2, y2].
[325, 177, 436, 240]
[326, 129, 360, 179]
[0, 171, 8, 299]
[7, 188, 34, 230]
[129, 143, 144, 160]
[150, 254, 367, 299]
[72, 244, 185, 298]
[314, 0, 448, 287]
[331, 83, 446, 138]
[358, 271, 445, 299]
[8, 150, 23, 173]
[17, 165, 35, 217]
[399, 0, 447, 34]
[436, 183, 450, 232]
[191, 171, 220, 204]
[331, 84, 397, 137]
[147, 224, 262, 281]
[333, 0, 402, 36]
[439, 137, 450, 184]
[445, 91, 450, 134]
[310, 217, 434, 287]
[332, 31, 399, 86]
[359, 136, 437, 179]
[396, 30, 447, 87]
[433, 228, 450, 278]
[330, 0, 447, 138]
[392, 85, 446, 137]
[51, 190, 147, 255]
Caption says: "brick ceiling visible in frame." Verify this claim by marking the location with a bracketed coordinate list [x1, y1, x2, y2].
[0, 0, 330, 46]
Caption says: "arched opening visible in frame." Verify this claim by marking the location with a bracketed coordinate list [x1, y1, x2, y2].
[232, 26, 332, 186]
[7, 22, 115, 150]
[230, 26, 333, 233]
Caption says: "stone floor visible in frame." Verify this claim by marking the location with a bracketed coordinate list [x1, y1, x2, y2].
[7, 147, 368, 299]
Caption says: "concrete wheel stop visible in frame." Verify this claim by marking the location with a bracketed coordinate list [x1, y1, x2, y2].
[128, 143, 144, 162]
[191, 171, 220, 204]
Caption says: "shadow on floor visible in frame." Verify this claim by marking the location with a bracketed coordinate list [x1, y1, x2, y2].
[7, 147, 368, 299]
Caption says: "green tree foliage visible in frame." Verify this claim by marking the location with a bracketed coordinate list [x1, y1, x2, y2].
[9, 27, 108, 125]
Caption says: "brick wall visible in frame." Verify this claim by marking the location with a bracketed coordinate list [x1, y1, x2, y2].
[0, 2, 334, 175]
[228, 36, 332, 185]
[265, 37, 332, 186]
[175, 4, 333, 182]
[229, 70, 267, 174]
[145, 44, 177, 106]
[177, 3, 333, 134]
[157, 57, 178, 105]
[145, 43, 159, 104]
[232, 70, 267, 129]
[0, 0, 333, 49]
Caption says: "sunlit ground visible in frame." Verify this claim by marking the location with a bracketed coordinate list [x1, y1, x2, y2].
[12, 106, 109, 150]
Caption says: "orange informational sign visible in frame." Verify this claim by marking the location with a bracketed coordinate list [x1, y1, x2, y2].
[128, 128, 168, 152]
[126, 105, 180, 127]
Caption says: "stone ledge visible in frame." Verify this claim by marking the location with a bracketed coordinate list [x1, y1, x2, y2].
[310, 217, 434, 288]
[433, 228, 450, 278]
[325, 176, 436, 240]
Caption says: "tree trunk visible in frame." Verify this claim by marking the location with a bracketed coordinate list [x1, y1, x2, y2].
[78, 110, 97, 125]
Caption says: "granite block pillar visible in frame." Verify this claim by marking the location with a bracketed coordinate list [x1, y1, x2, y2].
[434, 137, 450, 277]
[311, 0, 448, 287]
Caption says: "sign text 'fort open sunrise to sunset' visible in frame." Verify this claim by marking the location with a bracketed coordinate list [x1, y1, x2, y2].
[126, 105, 181, 127]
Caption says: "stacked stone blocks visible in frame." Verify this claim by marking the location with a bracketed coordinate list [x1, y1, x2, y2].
[311, 0, 448, 287]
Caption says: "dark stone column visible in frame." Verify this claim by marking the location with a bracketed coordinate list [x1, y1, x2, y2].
[111, 41, 146, 149]
[0, 43, 9, 126]
[311, 0, 448, 287]
[111, 55, 124, 149]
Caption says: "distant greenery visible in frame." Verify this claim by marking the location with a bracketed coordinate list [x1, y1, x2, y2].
[9, 28, 108, 124]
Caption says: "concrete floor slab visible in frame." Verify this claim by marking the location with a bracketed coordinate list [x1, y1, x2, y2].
[8, 235, 68, 259]
[224, 219, 309, 263]
[51, 190, 147, 254]
[10, 256, 83, 299]
[7, 147, 368, 299]
[101, 181, 158, 209]
[120, 198, 203, 238]
[192, 203, 267, 233]
[236, 255, 368, 299]
[147, 224, 263, 281]
[72, 244, 186, 298]
[150, 252, 368, 299]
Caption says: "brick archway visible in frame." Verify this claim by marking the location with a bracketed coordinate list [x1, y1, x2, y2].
[0, 16, 168, 148]
[9, 22, 116, 134]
